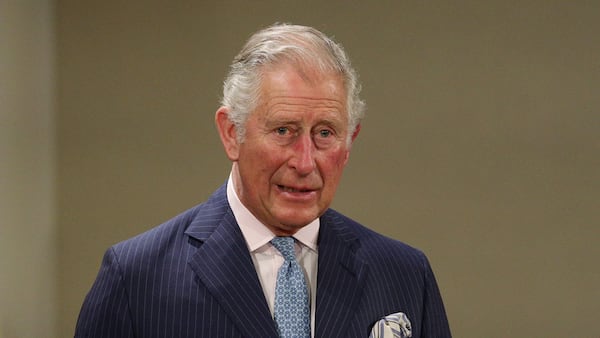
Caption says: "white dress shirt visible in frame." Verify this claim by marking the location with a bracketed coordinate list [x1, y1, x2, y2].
[226, 175, 319, 337]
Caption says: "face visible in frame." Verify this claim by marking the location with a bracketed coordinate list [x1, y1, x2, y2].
[216, 63, 360, 236]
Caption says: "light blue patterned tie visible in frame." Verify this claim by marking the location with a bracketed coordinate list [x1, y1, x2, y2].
[271, 236, 310, 338]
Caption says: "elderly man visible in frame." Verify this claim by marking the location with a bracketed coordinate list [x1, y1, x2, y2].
[76, 23, 451, 338]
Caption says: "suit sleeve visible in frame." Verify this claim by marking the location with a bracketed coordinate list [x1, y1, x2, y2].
[420, 255, 452, 337]
[75, 247, 135, 337]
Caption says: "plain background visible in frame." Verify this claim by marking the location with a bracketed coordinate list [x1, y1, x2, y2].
[1, 1, 598, 337]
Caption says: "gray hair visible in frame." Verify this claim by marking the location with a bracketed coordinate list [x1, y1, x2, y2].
[221, 23, 365, 144]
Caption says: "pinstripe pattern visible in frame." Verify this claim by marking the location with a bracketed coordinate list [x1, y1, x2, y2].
[316, 211, 451, 337]
[75, 184, 451, 337]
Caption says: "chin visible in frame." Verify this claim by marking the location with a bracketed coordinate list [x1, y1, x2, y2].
[282, 213, 322, 228]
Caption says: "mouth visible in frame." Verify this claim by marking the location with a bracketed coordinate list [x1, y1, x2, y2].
[277, 185, 314, 193]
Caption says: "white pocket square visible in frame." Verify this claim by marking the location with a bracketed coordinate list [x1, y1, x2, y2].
[369, 312, 412, 338]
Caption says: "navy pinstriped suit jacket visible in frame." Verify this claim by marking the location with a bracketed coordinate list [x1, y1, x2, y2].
[75, 184, 451, 337]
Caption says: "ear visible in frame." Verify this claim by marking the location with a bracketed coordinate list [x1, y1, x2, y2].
[215, 106, 240, 161]
[350, 123, 361, 143]
[343, 123, 361, 165]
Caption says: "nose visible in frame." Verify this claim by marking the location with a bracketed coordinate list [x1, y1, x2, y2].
[289, 133, 316, 175]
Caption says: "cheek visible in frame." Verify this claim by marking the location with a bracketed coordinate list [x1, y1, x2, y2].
[332, 147, 351, 166]
[243, 147, 287, 179]
[321, 149, 350, 178]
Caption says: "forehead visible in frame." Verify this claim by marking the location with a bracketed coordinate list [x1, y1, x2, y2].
[256, 63, 347, 119]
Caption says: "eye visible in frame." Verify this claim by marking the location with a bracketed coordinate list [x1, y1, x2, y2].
[275, 127, 289, 135]
[317, 129, 332, 138]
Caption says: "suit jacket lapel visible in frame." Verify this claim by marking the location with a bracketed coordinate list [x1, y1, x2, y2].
[315, 210, 368, 338]
[185, 187, 278, 338]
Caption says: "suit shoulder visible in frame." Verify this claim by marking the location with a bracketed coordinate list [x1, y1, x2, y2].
[109, 184, 229, 262]
[324, 209, 430, 269]
[107, 204, 198, 263]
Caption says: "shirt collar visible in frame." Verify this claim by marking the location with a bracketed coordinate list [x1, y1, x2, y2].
[226, 173, 319, 253]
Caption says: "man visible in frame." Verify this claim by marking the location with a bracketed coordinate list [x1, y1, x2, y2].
[76, 23, 451, 337]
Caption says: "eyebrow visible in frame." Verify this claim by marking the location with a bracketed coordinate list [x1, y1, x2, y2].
[265, 113, 344, 125]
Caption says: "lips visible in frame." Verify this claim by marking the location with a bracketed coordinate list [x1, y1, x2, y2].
[277, 185, 314, 193]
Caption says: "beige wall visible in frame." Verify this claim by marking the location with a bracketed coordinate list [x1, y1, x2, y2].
[2, 1, 593, 337]
[0, 1, 57, 337]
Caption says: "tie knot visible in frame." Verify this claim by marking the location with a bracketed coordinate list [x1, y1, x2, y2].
[271, 236, 296, 261]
